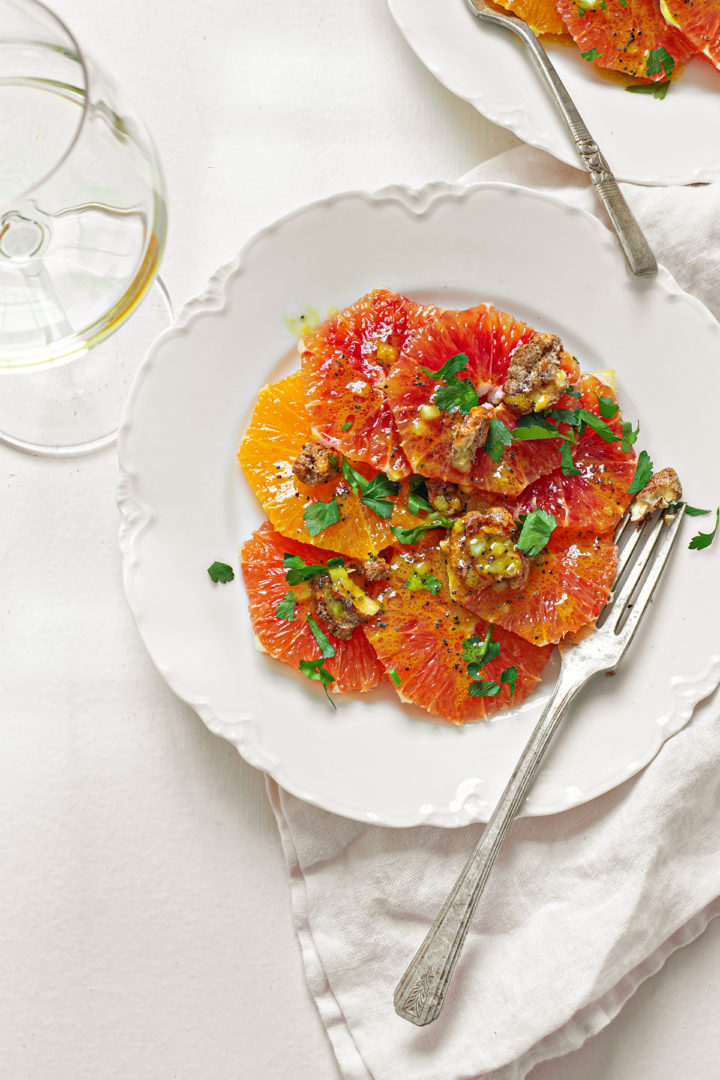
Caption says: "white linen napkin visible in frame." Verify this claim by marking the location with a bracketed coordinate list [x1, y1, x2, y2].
[266, 146, 720, 1080]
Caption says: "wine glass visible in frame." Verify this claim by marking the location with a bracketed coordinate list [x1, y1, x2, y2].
[0, 0, 170, 455]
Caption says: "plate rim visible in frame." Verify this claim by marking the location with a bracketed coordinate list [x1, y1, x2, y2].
[117, 179, 720, 827]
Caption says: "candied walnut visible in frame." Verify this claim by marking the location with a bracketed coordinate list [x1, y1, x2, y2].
[450, 405, 492, 473]
[503, 333, 568, 416]
[292, 442, 340, 487]
[443, 508, 529, 591]
[630, 467, 683, 523]
[310, 574, 368, 640]
[357, 556, 391, 583]
[426, 479, 464, 516]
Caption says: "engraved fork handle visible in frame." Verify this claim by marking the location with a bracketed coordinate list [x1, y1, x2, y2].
[476, 9, 657, 278]
[394, 666, 583, 1026]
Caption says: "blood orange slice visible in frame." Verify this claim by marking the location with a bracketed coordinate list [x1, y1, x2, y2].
[238, 371, 416, 558]
[300, 288, 437, 478]
[660, 0, 720, 70]
[450, 530, 618, 646]
[364, 545, 553, 724]
[556, 0, 697, 81]
[386, 305, 579, 495]
[240, 521, 386, 693]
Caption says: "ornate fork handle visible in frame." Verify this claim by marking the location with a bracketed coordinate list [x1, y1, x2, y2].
[469, 5, 657, 278]
[393, 665, 587, 1025]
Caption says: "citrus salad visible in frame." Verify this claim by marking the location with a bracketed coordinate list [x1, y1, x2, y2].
[496, 0, 719, 92]
[237, 289, 657, 725]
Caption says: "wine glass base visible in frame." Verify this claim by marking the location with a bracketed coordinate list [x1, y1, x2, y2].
[0, 278, 173, 457]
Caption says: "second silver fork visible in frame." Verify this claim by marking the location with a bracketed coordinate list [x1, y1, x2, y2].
[394, 506, 686, 1026]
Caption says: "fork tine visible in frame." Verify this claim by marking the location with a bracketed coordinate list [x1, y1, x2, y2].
[613, 515, 646, 581]
[614, 507, 685, 649]
[605, 513, 666, 632]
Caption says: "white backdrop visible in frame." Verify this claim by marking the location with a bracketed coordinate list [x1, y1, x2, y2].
[2, 2, 719, 1077]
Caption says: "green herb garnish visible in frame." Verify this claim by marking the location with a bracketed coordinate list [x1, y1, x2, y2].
[628, 450, 653, 495]
[516, 510, 556, 557]
[306, 615, 336, 659]
[283, 553, 344, 585]
[419, 352, 470, 382]
[207, 561, 235, 583]
[408, 475, 432, 516]
[391, 517, 456, 545]
[419, 352, 479, 415]
[582, 48, 604, 61]
[298, 657, 336, 708]
[303, 497, 341, 537]
[275, 592, 296, 621]
[626, 81, 670, 100]
[340, 419, 354, 431]
[389, 667, 401, 687]
[406, 570, 442, 596]
[485, 417, 513, 463]
[646, 47, 675, 78]
[341, 458, 399, 518]
[689, 508, 719, 551]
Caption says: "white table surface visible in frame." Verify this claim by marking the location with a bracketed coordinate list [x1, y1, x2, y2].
[3, 2, 719, 1077]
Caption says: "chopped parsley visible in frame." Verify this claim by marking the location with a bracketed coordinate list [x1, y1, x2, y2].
[463, 627, 517, 698]
[469, 679, 502, 698]
[389, 667, 402, 688]
[484, 417, 513, 463]
[597, 395, 619, 419]
[298, 656, 336, 708]
[462, 626, 498, 669]
[560, 440, 581, 477]
[628, 450, 653, 495]
[303, 496, 341, 536]
[207, 561, 234, 583]
[340, 419, 354, 431]
[626, 81, 670, 100]
[582, 48, 604, 61]
[408, 475, 432, 516]
[621, 420, 639, 453]
[419, 352, 478, 415]
[341, 458, 399, 519]
[274, 592, 296, 621]
[406, 569, 442, 596]
[689, 508, 719, 551]
[283, 553, 344, 584]
[391, 517, 455, 545]
[646, 47, 675, 79]
[306, 615, 336, 658]
[684, 505, 712, 517]
[516, 510, 556, 557]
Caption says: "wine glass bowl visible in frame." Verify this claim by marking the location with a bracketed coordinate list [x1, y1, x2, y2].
[0, 0, 169, 452]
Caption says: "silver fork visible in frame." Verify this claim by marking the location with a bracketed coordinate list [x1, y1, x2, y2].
[464, 0, 657, 279]
[395, 506, 686, 1026]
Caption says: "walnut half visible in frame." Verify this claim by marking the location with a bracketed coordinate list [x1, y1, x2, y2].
[503, 333, 568, 416]
[292, 442, 340, 487]
[630, 467, 683, 523]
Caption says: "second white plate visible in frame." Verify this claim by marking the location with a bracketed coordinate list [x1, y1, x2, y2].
[389, 0, 720, 185]
[118, 181, 720, 826]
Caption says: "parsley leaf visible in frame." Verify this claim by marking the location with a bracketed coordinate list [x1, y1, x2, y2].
[597, 395, 619, 419]
[628, 450, 653, 495]
[340, 419, 354, 431]
[621, 420, 639, 453]
[408, 476, 432, 516]
[469, 679, 502, 698]
[391, 517, 455, 545]
[434, 378, 479, 415]
[303, 497, 341, 536]
[501, 666, 518, 696]
[419, 352, 470, 382]
[341, 458, 399, 518]
[298, 657, 336, 708]
[275, 592, 296, 621]
[689, 508, 719, 551]
[684, 505, 712, 517]
[576, 409, 620, 443]
[516, 510, 556, 557]
[207, 561, 234, 583]
[560, 440, 582, 477]
[582, 47, 604, 61]
[306, 615, 336, 658]
[626, 81, 670, 100]
[389, 667, 402, 687]
[462, 626, 496, 667]
[646, 47, 675, 78]
[283, 553, 344, 585]
[485, 417, 513, 463]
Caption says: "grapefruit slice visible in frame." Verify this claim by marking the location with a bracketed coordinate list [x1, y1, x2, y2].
[660, 0, 720, 70]
[240, 521, 386, 693]
[450, 529, 618, 646]
[364, 545, 553, 724]
[386, 305, 579, 495]
[238, 371, 416, 559]
[556, 0, 697, 81]
[300, 288, 437, 478]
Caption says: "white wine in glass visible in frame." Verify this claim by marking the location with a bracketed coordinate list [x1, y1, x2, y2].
[0, 0, 170, 454]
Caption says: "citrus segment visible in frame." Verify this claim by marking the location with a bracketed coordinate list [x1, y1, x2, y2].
[386, 305, 579, 495]
[364, 545, 553, 724]
[660, 0, 720, 69]
[450, 530, 618, 646]
[556, 0, 697, 81]
[300, 288, 437, 477]
[494, 0, 568, 35]
[240, 521, 386, 693]
[238, 372, 414, 558]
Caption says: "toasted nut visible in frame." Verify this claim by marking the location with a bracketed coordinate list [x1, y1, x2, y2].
[445, 508, 529, 591]
[504, 333, 568, 416]
[450, 406, 492, 473]
[630, 467, 683, 523]
[293, 442, 341, 487]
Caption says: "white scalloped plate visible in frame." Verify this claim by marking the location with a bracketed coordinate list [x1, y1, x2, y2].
[388, 0, 720, 186]
[118, 182, 720, 827]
